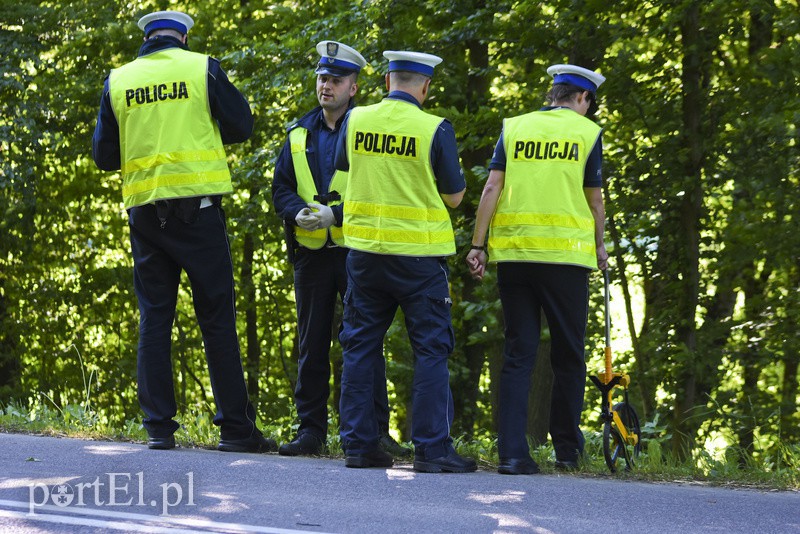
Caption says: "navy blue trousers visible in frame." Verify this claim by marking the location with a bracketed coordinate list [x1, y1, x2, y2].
[292, 246, 390, 440]
[128, 203, 259, 441]
[496, 262, 589, 462]
[339, 251, 455, 459]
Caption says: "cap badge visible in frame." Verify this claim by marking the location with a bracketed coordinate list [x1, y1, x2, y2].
[327, 42, 339, 57]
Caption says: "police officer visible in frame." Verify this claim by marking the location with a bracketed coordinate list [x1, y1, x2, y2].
[272, 41, 408, 457]
[335, 51, 475, 472]
[466, 64, 608, 474]
[92, 11, 276, 453]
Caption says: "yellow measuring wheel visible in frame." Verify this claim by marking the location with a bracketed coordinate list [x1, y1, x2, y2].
[589, 270, 642, 472]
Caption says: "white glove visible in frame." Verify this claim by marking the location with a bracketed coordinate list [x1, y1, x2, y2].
[295, 207, 318, 231]
[308, 202, 335, 229]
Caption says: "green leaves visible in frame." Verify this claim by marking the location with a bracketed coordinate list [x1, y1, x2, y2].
[1, 0, 797, 459]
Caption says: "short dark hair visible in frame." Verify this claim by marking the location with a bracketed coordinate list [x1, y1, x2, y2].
[546, 83, 586, 104]
[546, 82, 598, 115]
[390, 70, 430, 85]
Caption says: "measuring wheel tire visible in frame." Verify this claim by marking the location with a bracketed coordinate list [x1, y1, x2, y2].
[602, 401, 642, 473]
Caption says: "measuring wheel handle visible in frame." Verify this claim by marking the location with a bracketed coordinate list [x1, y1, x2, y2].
[590, 269, 644, 472]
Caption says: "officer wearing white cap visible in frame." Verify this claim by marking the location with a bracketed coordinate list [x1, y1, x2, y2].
[546, 64, 606, 115]
[466, 63, 608, 474]
[137, 10, 194, 37]
[272, 41, 409, 458]
[92, 10, 277, 454]
[334, 51, 475, 472]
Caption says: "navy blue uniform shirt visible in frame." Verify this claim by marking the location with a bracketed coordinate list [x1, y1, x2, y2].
[272, 105, 352, 226]
[488, 106, 603, 188]
[335, 91, 466, 195]
[92, 36, 253, 171]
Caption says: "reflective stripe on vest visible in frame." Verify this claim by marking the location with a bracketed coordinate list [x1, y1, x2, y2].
[343, 100, 455, 256]
[109, 48, 232, 208]
[489, 108, 601, 268]
[289, 127, 345, 249]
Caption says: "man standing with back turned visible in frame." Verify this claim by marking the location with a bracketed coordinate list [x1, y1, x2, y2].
[92, 10, 275, 453]
[335, 51, 475, 473]
[272, 41, 407, 457]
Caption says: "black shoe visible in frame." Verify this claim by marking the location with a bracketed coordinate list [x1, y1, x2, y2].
[414, 451, 477, 473]
[147, 436, 175, 450]
[278, 433, 323, 456]
[498, 457, 540, 475]
[554, 459, 579, 471]
[345, 448, 394, 468]
[218, 434, 278, 453]
[379, 432, 413, 458]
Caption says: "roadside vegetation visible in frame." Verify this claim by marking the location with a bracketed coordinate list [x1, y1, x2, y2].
[3, 397, 797, 491]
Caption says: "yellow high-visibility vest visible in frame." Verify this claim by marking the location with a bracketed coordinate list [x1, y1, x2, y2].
[289, 127, 345, 248]
[109, 47, 232, 209]
[344, 99, 455, 256]
[489, 108, 601, 269]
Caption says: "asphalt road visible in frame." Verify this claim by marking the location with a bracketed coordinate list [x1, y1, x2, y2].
[0, 433, 798, 533]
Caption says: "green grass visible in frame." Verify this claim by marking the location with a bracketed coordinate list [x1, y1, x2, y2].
[1, 397, 798, 490]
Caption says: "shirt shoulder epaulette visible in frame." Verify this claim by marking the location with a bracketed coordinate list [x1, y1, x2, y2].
[286, 120, 302, 134]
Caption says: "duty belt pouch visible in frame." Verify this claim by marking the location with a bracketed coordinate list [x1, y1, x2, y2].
[173, 197, 201, 224]
[154, 198, 202, 227]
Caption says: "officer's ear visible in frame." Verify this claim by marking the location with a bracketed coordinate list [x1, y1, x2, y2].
[349, 74, 358, 98]
[421, 77, 431, 97]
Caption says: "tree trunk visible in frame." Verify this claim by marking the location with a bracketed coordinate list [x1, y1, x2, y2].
[527, 332, 552, 446]
[0, 283, 20, 400]
[240, 223, 261, 402]
[460, 280, 492, 438]
[670, 1, 708, 458]
[453, 21, 494, 437]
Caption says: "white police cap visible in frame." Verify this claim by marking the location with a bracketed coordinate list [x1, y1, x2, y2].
[315, 41, 367, 76]
[383, 51, 442, 77]
[137, 11, 194, 36]
[547, 64, 606, 94]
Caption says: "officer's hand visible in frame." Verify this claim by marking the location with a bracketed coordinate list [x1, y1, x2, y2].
[466, 249, 487, 281]
[596, 243, 609, 271]
[295, 207, 319, 231]
[308, 202, 335, 229]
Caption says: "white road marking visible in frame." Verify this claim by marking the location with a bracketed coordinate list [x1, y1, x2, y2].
[0, 499, 330, 533]
[0, 509, 201, 533]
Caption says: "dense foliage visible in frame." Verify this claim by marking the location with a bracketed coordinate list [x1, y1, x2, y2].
[2, 0, 798, 465]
